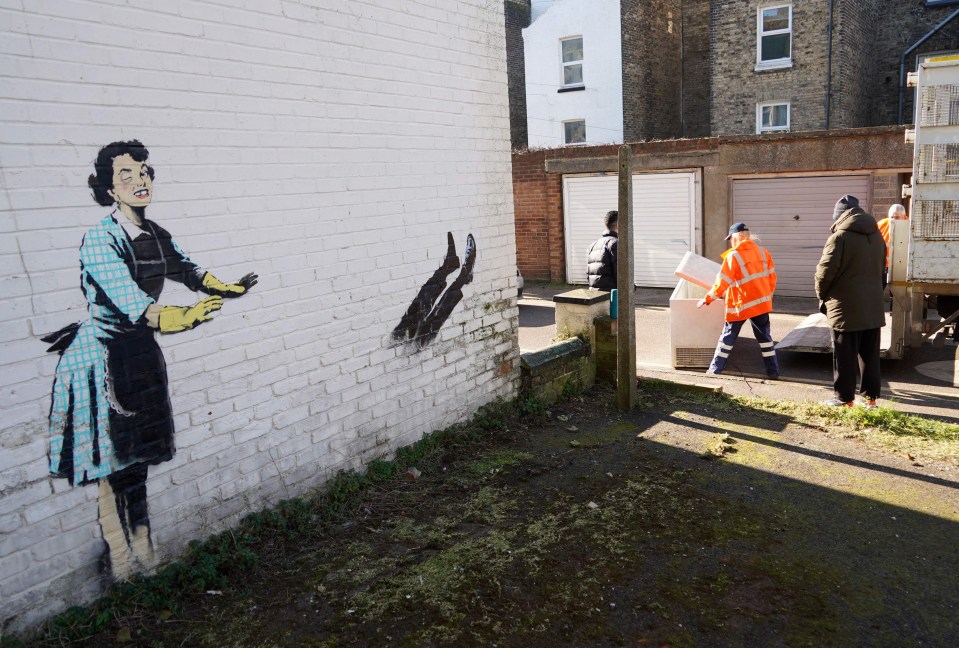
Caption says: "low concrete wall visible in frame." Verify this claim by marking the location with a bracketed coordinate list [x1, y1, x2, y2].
[519, 289, 614, 402]
[520, 338, 590, 404]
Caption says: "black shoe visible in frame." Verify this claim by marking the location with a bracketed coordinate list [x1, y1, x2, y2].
[441, 231, 459, 273]
[767, 373, 780, 380]
[459, 233, 476, 284]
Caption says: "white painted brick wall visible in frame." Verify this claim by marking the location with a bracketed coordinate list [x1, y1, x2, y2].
[0, 0, 520, 635]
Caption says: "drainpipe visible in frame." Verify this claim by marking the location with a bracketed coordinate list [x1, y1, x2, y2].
[825, 0, 833, 129]
[898, 7, 959, 125]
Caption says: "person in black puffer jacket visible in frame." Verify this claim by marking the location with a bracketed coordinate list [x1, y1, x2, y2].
[586, 210, 618, 290]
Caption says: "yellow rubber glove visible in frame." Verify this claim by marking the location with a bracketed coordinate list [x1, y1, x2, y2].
[201, 272, 258, 297]
[158, 296, 223, 333]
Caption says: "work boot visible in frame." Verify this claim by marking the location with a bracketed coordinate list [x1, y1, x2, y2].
[820, 398, 853, 407]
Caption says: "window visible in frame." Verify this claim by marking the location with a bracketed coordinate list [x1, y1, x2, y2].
[756, 4, 791, 70]
[561, 37, 583, 88]
[564, 119, 586, 145]
[756, 102, 790, 133]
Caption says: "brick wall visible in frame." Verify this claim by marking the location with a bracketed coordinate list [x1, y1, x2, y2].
[832, 0, 876, 129]
[711, 0, 959, 135]
[871, 0, 959, 126]
[622, 0, 683, 140]
[0, 0, 519, 633]
[711, 0, 832, 135]
[682, 0, 712, 138]
[512, 149, 566, 281]
[505, 0, 531, 149]
[872, 172, 910, 219]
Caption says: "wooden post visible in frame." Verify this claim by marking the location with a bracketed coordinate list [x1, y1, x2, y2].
[616, 145, 637, 409]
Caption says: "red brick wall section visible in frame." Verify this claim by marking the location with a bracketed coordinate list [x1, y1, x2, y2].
[545, 170, 564, 281]
[512, 149, 552, 280]
[872, 172, 908, 219]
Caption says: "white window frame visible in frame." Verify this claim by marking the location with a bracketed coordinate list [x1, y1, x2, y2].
[756, 101, 790, 133]
[560, 36, 584, 89]
[756, 4, 792, 71]
[563, 119, 586, 145]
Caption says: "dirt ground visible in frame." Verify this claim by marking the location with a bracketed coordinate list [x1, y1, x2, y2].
[52, 382, 959, 647]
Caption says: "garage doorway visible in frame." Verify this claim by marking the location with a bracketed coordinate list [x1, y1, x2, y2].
[732, 175, 871, 298]
[563, 171, 700, 287]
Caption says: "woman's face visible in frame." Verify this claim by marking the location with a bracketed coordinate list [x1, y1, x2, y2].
[107, 154, 153, 209]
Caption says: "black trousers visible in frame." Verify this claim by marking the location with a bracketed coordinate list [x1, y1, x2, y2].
[832, 328, 882, 402]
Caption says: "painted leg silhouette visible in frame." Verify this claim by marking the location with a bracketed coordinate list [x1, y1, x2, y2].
[392, 233, 476, 347]
[391, 232, 459, 343]
[414, 234, 476, 346]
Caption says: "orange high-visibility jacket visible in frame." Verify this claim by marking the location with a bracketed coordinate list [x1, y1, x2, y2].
[706, 239, 776, 322]
[876, 216, 907, 269]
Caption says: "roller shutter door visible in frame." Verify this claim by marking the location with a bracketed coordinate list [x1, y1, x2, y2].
[732, 175, 871, 298]
[564, 172, 697, 287]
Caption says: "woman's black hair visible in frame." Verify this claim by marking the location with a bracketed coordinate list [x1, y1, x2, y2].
[88, 140, 155, 206]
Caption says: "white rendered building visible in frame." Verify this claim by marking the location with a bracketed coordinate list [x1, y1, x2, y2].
[524, 0, 623, 148]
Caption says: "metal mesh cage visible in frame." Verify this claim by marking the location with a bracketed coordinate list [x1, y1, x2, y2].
[918, 84, 959, 127]
[917, 144, 959, 183]
[912, 199, 959, 239]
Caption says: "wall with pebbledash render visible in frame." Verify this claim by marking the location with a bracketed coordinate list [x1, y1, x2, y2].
[0, 0, 520, 634]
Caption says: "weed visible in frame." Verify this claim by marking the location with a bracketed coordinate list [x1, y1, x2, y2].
[519, 394, 548, 416]
[465, 450, 533, 477]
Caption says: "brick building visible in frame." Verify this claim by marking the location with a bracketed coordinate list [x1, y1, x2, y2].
[513, 0, 959, 142]
[710, 0, 959, 136]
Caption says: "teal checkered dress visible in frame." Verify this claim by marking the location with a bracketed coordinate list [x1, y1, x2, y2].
[47, 214, 205, 485]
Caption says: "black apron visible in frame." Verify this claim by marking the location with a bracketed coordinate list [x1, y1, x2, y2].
[106, 221, 175, 466]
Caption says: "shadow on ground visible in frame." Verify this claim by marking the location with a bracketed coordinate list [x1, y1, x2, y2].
[69, 384, 959, 648]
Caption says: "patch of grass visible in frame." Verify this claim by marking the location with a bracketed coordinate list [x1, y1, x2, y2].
[639, 378, 958, 463]
[387, 516, 460, 546]
[743, 396, 959, 463]
[465, 450, 533, 477]
[639, 378, 743, 412]
[344, 529, 519, 643]
[463, 486, 520, 524]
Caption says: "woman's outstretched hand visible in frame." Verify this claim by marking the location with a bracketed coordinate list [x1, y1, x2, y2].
[201, 271, 258, 297]
[235, 272, 258, 293]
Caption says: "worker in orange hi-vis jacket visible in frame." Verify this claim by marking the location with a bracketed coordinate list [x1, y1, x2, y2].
[697, 222, 780, 379]
[875, 204, 908, 286]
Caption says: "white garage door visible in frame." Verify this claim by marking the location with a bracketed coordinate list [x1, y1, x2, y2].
[564, 172, 697, 288]
[732, 175, 871, 298]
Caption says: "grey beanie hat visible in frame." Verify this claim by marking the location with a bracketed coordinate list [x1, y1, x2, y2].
[833, 195, 859, 220]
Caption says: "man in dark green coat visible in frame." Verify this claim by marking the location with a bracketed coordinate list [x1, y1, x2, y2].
[814, 195, 886, 408]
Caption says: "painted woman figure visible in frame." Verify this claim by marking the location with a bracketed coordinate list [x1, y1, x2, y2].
[44, 140, 257, 579]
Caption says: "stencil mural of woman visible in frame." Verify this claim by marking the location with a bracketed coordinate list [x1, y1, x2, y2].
[43, 140, 257, 580]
